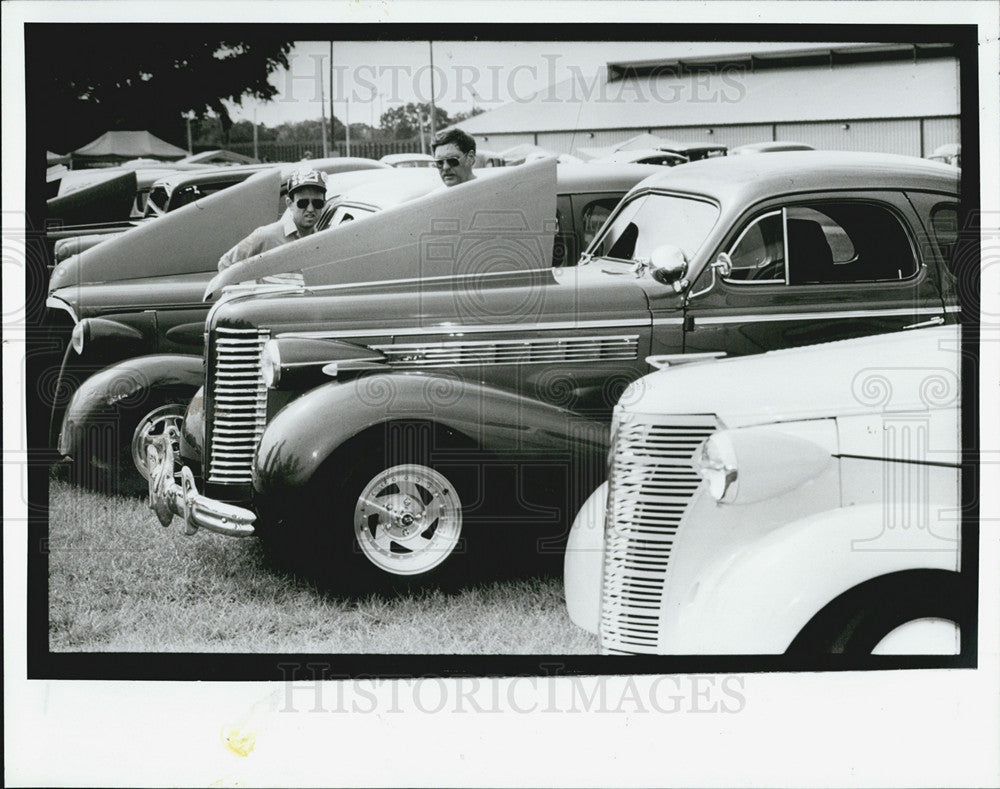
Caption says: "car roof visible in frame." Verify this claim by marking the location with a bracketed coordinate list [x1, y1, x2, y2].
[630, 150, 959, 202]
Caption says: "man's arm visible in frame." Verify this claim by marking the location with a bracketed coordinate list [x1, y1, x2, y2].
[218, 228, 265, 272]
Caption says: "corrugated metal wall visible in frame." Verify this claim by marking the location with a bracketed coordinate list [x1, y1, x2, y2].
[773, 119, 922, 155]
[472, 133, 536, 152]
[477, 117, 959, 159]
[921, 117, 961, 156]
[650, 124, 775, 148]
[539, 129, 644, 151]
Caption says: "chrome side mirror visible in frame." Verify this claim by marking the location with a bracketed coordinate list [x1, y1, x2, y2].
[649, 244, 689, 293]
[689, 252, 732, 300]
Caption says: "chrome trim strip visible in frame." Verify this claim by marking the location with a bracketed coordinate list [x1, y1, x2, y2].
[279, 317, 651, 340]
[694, 307, 946, 325]
[372, 334, 640, 368]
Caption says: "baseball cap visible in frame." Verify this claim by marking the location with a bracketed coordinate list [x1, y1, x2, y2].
[286, 169, 327, 195]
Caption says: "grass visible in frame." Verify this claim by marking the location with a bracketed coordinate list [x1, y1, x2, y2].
[47, 480, 599, 654]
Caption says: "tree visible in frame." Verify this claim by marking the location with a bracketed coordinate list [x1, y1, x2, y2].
[36, 31, 293, 153]
[378, 102, 452, 140]
[450, 106, 486, 125]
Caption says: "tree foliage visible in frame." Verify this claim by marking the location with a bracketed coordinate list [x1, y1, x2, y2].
[378, 102, 453, 140]
[38, 32, 293, 153]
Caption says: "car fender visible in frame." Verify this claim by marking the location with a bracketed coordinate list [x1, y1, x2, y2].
[253, 371, 609, 493]
[58, 354, 203, 457]
[564, 481, 608, 634]
[658, 501, 961, 654]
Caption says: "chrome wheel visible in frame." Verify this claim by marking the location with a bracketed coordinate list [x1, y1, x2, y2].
[354, 463, 462, 576]
[131, 404, 185, 480]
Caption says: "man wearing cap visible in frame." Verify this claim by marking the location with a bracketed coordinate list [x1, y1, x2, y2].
[216, 168, 327, 284]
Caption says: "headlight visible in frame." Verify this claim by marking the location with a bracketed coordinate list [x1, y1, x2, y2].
[697, 433, 738, 503]
[695, 423, 835, 505]
[261, 340, 281, 388]
[70, 320, 87, 355]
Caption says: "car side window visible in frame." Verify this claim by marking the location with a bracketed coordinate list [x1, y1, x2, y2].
[580, 200, 619, 249]
[725, 211, 785, 283]
[930, 203, 959, 275]
[725, 201, 916, 286]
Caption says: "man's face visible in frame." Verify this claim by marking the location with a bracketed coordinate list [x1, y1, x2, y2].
[433, 143, 475, 187]
[286, 186, 326, 232]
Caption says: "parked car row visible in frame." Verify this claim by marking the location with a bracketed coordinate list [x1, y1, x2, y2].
[46, 149, 966, 653]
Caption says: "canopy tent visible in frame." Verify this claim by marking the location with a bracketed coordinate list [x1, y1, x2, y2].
[72, 131, 188, 164]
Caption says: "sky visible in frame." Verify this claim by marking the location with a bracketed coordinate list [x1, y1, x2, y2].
[229, 40, 854, 128]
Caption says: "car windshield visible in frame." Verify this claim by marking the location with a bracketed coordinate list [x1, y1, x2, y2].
[587, 193, 720, 263]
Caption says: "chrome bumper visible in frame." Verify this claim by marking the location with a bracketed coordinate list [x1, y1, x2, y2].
[146, 428, 256, 537]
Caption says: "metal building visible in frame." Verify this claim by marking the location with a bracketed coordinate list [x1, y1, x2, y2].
[455, 43, 960, 159]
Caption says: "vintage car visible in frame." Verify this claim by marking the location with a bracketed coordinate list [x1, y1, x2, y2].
[595, 149, 688, 167]
[379, 153, 436, 168]
[54, 161, 660, 495]
[564, 325, 967, 656]
[729, 141, 815, 154]
[131, 151, 959, 590]
[51, 157, 389, 263]
[927, 143, 961, 168]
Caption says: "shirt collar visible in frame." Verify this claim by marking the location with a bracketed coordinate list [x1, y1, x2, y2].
[280, 209, 300, 238]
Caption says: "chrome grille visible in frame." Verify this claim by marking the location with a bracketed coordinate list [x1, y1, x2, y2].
[599, 414, 717, 654]
[207, 327, 270, 484]
[371, 335, 638, 367]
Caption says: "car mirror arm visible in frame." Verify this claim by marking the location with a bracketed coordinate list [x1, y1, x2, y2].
[688, 252, 732, 300]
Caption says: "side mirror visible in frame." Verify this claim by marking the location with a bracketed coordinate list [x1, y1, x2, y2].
[649, 244, 689, 292]
[688, 252, 733, 300]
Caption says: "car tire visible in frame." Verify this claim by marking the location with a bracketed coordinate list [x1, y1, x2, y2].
[70, 398, 187, 498]
[265, 422, 480, 594]
[786, 569, 968, 656]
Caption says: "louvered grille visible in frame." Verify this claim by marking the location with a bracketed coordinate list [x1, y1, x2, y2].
[371, 335, 638, 367]
[207, 327, 270, 484]
[599, 414, 717, 654]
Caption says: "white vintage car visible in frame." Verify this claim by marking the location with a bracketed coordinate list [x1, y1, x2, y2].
[564, 326, 967, 655]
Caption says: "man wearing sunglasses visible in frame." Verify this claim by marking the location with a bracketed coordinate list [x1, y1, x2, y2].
[217, 168, 328, 284]
[432, 128, 477, 187]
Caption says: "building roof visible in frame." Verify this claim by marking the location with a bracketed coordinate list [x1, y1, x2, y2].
[455, 50, 959, 135]
[73, 130, 189, 159]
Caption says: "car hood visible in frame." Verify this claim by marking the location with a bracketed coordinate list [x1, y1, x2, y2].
[209, 257, 653, 338]
[203, 158, 557, 299]
[48, 169, 281, 291]
[46, 171, 137, 225]
[619, 325, 961, 428]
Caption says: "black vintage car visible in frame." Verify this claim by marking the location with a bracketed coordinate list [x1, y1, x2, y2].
[130, 152, 957, 589]
[55, 160, 661, 494]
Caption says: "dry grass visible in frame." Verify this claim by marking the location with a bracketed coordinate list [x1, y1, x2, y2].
[47, 480, 598, 654]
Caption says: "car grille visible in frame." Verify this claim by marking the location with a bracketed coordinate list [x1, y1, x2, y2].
[206, 327, 270, 485]
[371, 335, 639, 367]
[599, 414, 717, 654]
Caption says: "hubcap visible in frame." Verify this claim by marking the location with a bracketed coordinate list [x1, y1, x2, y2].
[131, 404, 185, 480]
[354, 464, 462, 576]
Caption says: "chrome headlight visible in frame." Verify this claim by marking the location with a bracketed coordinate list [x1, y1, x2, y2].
[261, 339, 281, 388]
[70, 320, 87, 355]
[697, 433, 738, 503]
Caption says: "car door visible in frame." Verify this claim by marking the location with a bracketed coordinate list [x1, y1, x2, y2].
[681, 191, 948, 357]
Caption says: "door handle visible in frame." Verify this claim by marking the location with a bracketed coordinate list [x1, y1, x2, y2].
[903, 316, 945, 330]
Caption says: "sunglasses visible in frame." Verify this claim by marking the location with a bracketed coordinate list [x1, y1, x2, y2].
[433, 155, 465, 169]
[295, 198, 326, 210]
